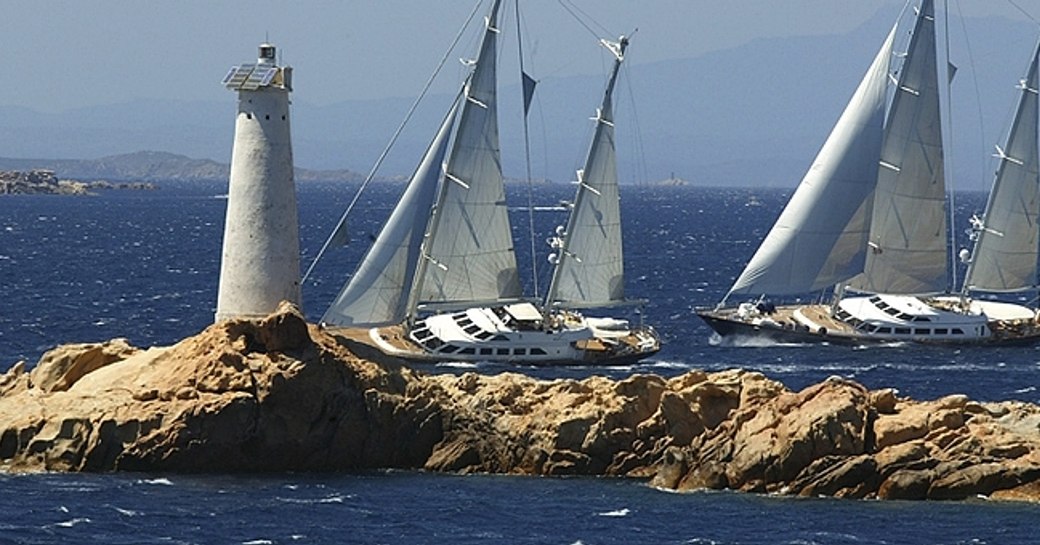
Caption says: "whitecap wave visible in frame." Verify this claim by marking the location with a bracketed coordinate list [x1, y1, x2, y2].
[138, 477, 174, 486]
[723, 335, 809, 348]
[277, 494, 349, 505]
[436, 361, 479, 369]
[643, 360, 693, 370]
[53, 517, 91, 528]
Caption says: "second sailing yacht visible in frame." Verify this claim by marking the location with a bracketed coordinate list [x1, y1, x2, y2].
[320, 0, 660, 364]
[697, 0, 1040, 345]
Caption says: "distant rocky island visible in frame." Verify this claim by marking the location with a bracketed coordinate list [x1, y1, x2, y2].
[0, 169, 156, 195]
[0, 151, 367, 184]
[1, 302, 1037, 502]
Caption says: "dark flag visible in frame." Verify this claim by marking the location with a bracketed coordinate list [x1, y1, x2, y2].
[522, 71, 537, 116]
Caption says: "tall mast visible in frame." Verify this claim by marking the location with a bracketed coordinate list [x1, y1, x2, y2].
[961, 39, 1040, 296]
[544, 35, 628, 310]
[409, 0, 521, 313]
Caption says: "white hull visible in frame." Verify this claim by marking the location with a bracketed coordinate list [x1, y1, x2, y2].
[338, 304, 659, 366]
[699, 294, 1040, 345]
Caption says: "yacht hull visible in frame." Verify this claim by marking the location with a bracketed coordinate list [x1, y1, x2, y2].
[698, 296, 1040, 346]
[329, 305, 661, 367]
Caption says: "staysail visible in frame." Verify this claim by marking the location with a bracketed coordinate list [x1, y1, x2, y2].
[321, 96, 461, 327]
[727, 27, 895, 298]
[963, 41, 1040, 293]
[413, 0, 523, 307]
[545, 37, 629, 308]
[851, 0, 947, 295]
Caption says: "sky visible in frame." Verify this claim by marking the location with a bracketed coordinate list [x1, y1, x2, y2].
[3, 0, 1040, 113]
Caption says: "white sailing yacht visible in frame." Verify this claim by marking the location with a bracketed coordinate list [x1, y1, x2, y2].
[319, 0, 660, 364]
[697, 0, 1040, 345]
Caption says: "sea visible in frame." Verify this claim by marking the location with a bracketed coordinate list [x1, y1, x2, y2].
[1, 182, 1039, 544]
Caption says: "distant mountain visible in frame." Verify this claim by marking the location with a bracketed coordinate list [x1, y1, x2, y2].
[0, 7, 1035, 189]
[0, 151, 366, 183]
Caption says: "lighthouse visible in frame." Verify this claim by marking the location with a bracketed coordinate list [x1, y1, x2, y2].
[215, 43, 301, 322]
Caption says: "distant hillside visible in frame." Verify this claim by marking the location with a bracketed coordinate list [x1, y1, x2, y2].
[0, 9, 1036, 189]
[0, 151, 367, 183]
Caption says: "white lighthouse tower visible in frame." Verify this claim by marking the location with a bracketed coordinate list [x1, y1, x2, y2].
[215, 43, 300, 322]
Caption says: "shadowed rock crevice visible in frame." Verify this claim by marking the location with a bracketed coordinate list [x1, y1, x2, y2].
[0, 303, 1037, 502]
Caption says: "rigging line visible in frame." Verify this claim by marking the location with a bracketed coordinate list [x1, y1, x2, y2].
[301, 0, 484, 285]
[943, 0, 960, 294]
[1006, 0, 1040, 24]
[619, 40, 648, 187]
[515, 0, 540, 299]
[951, 0, 987, 194]
[556, 0, 608, 44]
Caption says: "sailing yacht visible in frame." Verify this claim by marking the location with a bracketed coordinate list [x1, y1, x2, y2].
[697, 0, 1040, 345]
[319, 0, 660, 364]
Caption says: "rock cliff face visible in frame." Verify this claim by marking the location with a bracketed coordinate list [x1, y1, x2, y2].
[1, 303, 1038, 501]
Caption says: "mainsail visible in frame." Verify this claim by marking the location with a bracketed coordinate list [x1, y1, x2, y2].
[321, 96, 461, 327]
[545, 37, 629, 309]
[851, 0, 947, 294]
[727, 27, 895, 298]
[726, 0, 948, 301]
[413, 0, 523, 307]
[963, 42, 1040, 293]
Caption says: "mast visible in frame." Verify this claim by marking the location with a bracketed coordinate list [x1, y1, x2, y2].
[515, 0, 540, 298]
[851, 0, 947, 295]
[962, 40, 1040, 294]
[544, 35, 628, 310]
[411, 0, 523, 311]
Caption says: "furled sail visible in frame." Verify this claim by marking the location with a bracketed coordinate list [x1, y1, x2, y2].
[545, 37, 629, 308]
[850, 0, 948, 295]
[963, 42, 1040, 293]
[727, 27, 895, 298]
[414, 0, 523, 307]
[321, 96, 461, 327]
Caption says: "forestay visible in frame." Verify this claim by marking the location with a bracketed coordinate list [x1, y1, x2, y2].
[964, 42, 1040, 293]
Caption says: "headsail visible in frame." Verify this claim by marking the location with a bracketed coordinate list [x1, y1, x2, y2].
[544, 37, 629, 308]
[963, 41, 1040, 293]
[321, 95, 461, 327]
[413, 0, 523, 307]
[850, 0, 947, 295]
[727, 26, 895, 298]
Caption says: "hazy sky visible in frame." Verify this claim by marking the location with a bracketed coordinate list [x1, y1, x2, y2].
[3, 1, 1039, 113]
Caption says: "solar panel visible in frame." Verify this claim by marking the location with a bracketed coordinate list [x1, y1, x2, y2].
[258, 67, 277, 86]
[223, 64, 282, 90]
[222, 64, 256, 89]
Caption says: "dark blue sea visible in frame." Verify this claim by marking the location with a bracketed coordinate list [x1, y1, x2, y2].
[1, 182, 1038, 544]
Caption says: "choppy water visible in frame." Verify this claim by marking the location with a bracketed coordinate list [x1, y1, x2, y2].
[1, 182, 1038, 544]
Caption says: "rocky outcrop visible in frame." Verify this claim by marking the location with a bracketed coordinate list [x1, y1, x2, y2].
[0, 169, 157, 195]
[0, 303, 1037, 502]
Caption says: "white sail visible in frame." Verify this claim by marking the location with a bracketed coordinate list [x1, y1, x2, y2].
[851, 0, 947, 295]
[414, 0, 523, 307]
[321, 97, 461, 327]
[964, 42, 1040, 293]
[545, 38, 628, 308]
[727, 27, 895, 298]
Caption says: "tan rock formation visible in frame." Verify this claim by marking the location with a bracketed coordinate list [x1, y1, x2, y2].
[0, 303, 1038, 502]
